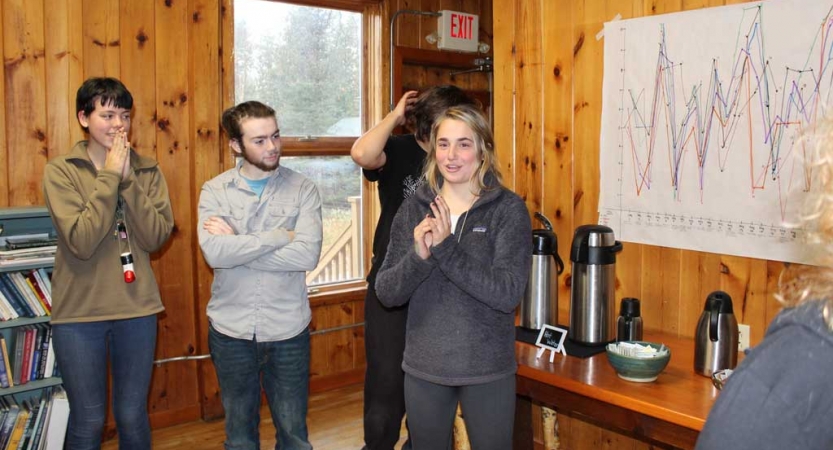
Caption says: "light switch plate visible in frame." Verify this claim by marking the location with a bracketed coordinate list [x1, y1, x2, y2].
[738, 324, 750, 351]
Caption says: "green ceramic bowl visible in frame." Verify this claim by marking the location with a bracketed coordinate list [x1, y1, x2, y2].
[605, 341, 671, 383]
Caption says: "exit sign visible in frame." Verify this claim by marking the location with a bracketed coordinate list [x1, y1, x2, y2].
[437, 10, 479, 53]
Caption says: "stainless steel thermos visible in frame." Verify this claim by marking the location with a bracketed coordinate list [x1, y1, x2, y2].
[694, 290, 738, 377]
[520, 213, 564, 330]
[616, 297, 643, 341]
[568, 225, 623, 345]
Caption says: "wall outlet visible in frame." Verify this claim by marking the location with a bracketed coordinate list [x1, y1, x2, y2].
[738, 324, 751, 351]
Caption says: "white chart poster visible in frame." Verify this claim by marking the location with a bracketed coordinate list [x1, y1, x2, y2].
[598, 0, 833, 265]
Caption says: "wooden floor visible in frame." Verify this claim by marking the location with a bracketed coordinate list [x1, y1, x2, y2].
[101, 383, 407, 450]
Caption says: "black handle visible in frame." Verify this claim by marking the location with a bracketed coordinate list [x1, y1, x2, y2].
[552, 252, 564, 275]
[534, 212, 554, 231]
[709, 298, 721, 342]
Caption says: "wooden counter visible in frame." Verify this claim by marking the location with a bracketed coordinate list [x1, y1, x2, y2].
[514, 331, 729, 449]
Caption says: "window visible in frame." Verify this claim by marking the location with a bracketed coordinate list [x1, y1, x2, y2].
[234, 0, 364, 287]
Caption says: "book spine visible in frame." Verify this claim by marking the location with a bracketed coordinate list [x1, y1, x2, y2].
[9, 274, 44, 317]
[6, 408, 29, 450]
[0, 289, 16, 320]
[0, 274, 32, 318]
[34, 269, 50, 296]
[29, 326, 43, 382]
[0, 406, 21, 450]
[16, 403, 37, 450]
[12, 328, 25, 385]
[5, 240, 57, 251]
[1, 337, 13, 388]
[36, 326, 51, 381]
[42, 339, 55, 380]
[24, 274, 50, 315]
[0, 337, 10, 389]
[20, 327, 34, 385]
[27, 395, 48, 450]
[27, 271, 50, 312]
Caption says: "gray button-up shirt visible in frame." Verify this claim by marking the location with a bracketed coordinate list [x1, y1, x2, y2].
[198, 164, 323, 341]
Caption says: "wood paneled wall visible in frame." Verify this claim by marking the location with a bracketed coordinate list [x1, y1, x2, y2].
[1, 0, 219, 431]
[0, 0, 494, 434]
[493, 0, 786, 447]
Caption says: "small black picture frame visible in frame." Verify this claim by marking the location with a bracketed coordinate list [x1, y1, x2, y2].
[535, 324, 568, 361]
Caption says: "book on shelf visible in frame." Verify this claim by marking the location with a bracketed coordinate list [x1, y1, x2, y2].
[11, 328, 25, 386]
[33, 271, 49, 298]
[34, 325, 51, 382]
[3, 237, 58, 251]
[23, 274, 50, 314]
[29, 326, 44, 383]
[0, 404, 20, 450]
[0, 275, 34, 318]
[0, 245, 56, 266]
[41, 389, 67, 450]
[28, 392, 50, 450]
[0, 337, 10, 389]
[8, 274, 45, 317]
[20, 326, 36, 385]
[0, 290, 19, 321]
[42, 338, 55, 380]
[15, 400, 37, 450]
[6, 404, 30, 450]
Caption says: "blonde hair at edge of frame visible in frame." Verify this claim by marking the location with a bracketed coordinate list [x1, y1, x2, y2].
[778, 115, 833, 330]
[423, 105, 503, 195]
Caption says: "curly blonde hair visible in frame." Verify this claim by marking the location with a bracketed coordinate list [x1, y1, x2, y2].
[777, 116, 833, 329]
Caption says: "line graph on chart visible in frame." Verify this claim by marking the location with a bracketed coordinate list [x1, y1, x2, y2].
[598, 0, 833, 265]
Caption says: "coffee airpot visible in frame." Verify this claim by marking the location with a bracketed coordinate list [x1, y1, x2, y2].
[520, 213, 564, 330]
[568, 225, 623, 345]
[694, 290, 738, 377]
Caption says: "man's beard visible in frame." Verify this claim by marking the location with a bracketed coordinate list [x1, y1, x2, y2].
[241, 145, 279, 172]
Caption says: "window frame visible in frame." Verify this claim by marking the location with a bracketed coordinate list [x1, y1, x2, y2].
[224, 0, 377, 294]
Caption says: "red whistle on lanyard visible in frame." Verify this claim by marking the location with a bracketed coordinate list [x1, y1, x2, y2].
[121, 252, 136, 283]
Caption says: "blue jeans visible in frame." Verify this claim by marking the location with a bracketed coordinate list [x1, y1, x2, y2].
[209, 325, 312, 450]
[52, 314, 157, 450]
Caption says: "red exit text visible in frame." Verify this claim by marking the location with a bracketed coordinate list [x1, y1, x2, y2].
[450, 13, 475, 40]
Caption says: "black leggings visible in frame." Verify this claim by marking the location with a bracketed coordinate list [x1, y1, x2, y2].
[404, 373, 516, 450]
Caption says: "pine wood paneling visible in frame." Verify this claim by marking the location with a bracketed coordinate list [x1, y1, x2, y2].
[571, 0, 605, 228]
[3, 0, 48, 206]
[543, 0, 575, 325]
[514, 0, 541, 212]
[151, 0, 200, 420]
[1, 0, 494, 433]
[494, 0, 798, 448]
[0, 7, 7, 207]
[44, 0, 72, 161]
[67, 0, 86, 149]
[190, 0, 224, 420]
[492, 0, 514, 187]
[82, 0, 120, 77]
[394, 0, 422, 48]
[120, 0, 156, 155]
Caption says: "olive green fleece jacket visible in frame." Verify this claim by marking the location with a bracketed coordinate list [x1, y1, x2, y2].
[42, 141, 174, 324]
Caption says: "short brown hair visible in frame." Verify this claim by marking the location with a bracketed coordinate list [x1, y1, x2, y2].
[221, 101, 276, 142]
[405, 85, 477, 142]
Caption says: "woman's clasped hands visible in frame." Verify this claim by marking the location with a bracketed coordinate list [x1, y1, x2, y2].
[413, 195, 453, 260]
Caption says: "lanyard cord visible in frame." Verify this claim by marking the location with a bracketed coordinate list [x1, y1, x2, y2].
[456, 195, 478, 244]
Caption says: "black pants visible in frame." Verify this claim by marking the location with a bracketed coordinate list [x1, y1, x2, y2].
[363, 282, 410, 450]
[404, 373, 516, 450]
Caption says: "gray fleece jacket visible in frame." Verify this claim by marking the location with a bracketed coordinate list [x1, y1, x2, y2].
[696, 299, 833, 450]
[375, 177, 532, 386]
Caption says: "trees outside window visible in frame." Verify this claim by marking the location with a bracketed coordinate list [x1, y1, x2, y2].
[235, 0, 364, 287]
